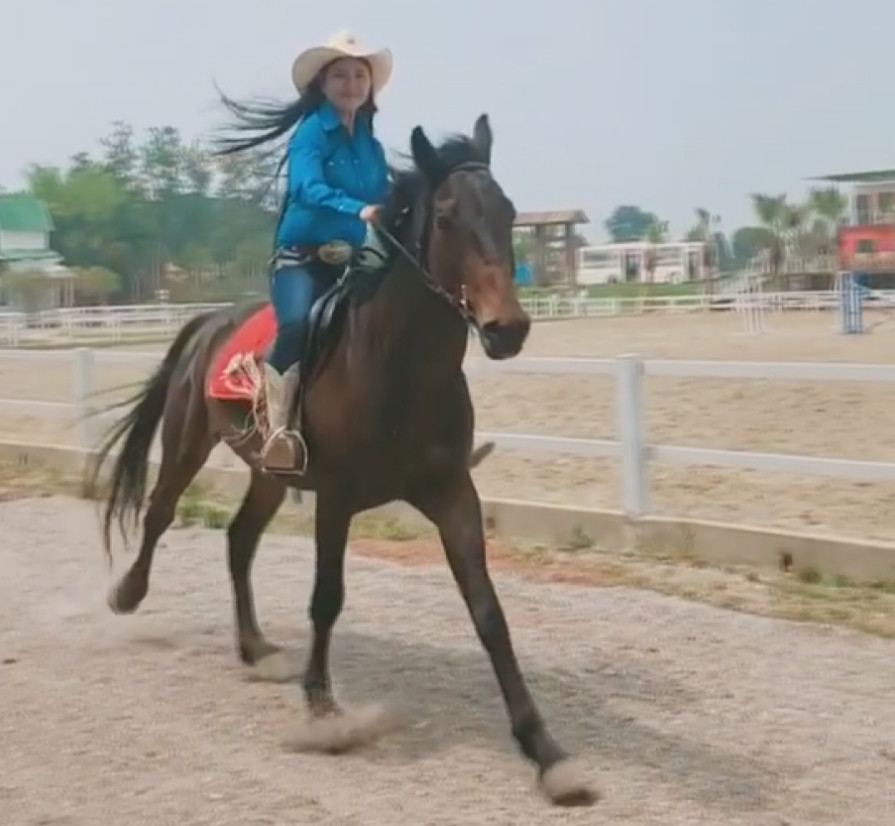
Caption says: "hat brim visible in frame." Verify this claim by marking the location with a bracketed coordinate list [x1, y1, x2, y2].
[291, 46, 393, 96]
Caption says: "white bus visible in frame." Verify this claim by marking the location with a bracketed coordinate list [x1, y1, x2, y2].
[577, 241, 706, 286]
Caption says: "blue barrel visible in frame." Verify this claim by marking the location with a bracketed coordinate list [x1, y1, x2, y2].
[514, 263, 533, 286]
[838, 272, 864, 334]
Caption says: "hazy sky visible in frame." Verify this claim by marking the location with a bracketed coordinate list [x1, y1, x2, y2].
[3, 0, 893, 240]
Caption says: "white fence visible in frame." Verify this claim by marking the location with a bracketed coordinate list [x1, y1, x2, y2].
[2, 346, 895, 520]
[4, 291, 895, 347]
[0, 302, 231, 347]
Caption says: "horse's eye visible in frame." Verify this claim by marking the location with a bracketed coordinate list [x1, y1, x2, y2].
[434, 197, 456, 231]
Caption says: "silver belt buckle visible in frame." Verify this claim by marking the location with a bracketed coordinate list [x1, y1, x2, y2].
[317, 240, 353, 265]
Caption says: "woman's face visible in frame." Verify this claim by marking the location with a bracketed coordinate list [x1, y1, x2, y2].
[322, 57, 372, 114]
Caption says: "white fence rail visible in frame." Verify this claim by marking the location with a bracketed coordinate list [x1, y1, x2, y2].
[2, 347, 894, 520]
[3, 291, 895, 347]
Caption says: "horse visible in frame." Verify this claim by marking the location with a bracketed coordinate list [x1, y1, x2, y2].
[89, 114, 596, 807]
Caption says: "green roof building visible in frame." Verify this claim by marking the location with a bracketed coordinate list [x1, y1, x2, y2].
[0, 194, 75, 310]
[0, 194, 63, 272]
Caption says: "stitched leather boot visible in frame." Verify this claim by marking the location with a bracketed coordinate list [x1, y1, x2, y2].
[259, 362, 307, 474]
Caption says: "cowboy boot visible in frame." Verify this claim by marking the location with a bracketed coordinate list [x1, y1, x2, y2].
[259, 362, 307, 473]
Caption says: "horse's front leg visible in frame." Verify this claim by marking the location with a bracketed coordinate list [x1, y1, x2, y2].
[285, 489, 396, 754]
[410, 471, 597, 807]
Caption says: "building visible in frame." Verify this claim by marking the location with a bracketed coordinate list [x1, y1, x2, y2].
[812, 168, 895, 281]
[577, 240, 707, 286]
[0, 194, 73, 308]
[0, 194, 60, 270]
[513, 210, 589, 287]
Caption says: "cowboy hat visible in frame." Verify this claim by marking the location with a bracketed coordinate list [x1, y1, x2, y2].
[291, 30, 393, 96]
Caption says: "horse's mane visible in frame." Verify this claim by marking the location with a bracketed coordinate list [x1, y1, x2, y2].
[345, 131, 489, 308]
[379, 132, 489, 237]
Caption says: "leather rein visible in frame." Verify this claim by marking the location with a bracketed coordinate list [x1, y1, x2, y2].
[360, 160, 491, 329]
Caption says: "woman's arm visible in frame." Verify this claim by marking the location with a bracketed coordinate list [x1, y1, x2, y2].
[287, 118, 367, 216]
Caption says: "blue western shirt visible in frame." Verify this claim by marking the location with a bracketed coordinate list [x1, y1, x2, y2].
[275, 101, 390, 249]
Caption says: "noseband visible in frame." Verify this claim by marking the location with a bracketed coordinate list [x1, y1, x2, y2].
[372, 160, 492, 328]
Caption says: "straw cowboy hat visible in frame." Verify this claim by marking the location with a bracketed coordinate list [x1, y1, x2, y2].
[291, 30, 393, 95]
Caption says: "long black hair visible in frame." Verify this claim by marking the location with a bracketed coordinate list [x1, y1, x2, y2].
[211, 59, 379, 163]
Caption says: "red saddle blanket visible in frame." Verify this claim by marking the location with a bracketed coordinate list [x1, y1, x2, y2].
[206, 304, 276, 401]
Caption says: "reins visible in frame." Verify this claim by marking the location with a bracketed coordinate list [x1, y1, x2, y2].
[359, 160, 491, 329]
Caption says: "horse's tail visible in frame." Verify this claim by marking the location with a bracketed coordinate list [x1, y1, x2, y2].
[88, 310, 216, 558]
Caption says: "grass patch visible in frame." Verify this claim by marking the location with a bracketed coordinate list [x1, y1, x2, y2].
[16, 335, 174, 351]
[518, 282, 702, 299]
[2, 458, 895, 640]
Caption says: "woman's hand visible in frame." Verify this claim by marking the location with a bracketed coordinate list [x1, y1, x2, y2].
[359, 204, 381, 223]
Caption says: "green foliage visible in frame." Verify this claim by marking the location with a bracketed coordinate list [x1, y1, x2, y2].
[22, 121, 279, 303]
[731, 226, 774, 268]
[644, 218, 667, 245]
[15, 118, 853, 298]
[604, 205, 659, 242]
[604, 186, 847, 276]
[75, 266, 120, 300]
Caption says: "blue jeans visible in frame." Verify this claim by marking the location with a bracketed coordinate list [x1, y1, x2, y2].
[267, 263, 335, 374]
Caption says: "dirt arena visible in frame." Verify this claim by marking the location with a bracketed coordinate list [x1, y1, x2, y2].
[1, 311, 893, 541]
[3, 496, 895, 825]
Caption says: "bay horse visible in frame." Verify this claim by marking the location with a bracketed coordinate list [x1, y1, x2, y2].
[89, 114, 596, 806]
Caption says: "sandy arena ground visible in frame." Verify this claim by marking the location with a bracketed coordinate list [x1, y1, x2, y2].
[3, 496, 895, 825]
[1, 311, 894, 540]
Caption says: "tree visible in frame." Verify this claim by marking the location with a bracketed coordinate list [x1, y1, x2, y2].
[19, 121, 279, 302]
[25, 160, 128, 269]
[808, 186, 847, 235]
[75, 266, 121, 302]
[100, 120, 140, 192]
[750, 194, 791, 290]
[641, 217, 668, 300]
[687, 208, 722, 293]
[807, 186, 847, 287]
[731, 226, 775, 270]
[604, 205, 658, 243]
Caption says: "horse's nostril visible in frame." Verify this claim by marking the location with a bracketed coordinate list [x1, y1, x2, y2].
[481, 318, 530, 358]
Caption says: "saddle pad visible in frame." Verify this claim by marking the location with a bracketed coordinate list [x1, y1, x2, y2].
[206, 304, 276, 401]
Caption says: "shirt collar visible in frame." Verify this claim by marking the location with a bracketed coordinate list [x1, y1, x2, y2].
[316, 100, 372, 134]
[317, 100, 342, 131]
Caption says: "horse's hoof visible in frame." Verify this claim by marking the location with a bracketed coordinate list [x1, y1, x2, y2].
[251, 650, 299, 683]
[106, 579, 143, 615]
[539, 758, 600, 807]
[283, 702, 400, 755]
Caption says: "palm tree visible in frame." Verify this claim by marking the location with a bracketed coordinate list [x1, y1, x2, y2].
[750, 194, 790, 290]
[808, 186, 848, 288]
[641, 218, 668, 304]
[690, 207, 721, 294]
[784, 202, 811, 288]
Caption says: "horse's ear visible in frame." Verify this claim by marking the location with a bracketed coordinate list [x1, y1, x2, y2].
[410, 126, 440, 180]
[472, 113, 492, 164]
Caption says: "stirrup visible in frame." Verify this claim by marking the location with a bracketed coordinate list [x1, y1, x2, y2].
[260, 425, 309, 475]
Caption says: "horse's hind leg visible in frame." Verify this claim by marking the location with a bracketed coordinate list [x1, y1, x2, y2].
[107, 414, 214, 614]
[226, 470, 294, 681]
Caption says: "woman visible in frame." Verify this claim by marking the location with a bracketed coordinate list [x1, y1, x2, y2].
[216, 30, 393, 472]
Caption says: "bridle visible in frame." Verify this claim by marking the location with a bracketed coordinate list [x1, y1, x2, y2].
[359, 160, 492, 329]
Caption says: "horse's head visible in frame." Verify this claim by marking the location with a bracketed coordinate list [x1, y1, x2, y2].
[403, 114, 531, 360]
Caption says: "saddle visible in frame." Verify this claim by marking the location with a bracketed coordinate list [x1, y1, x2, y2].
[207, 232, 394, 470]
[276, 236, 393, 429]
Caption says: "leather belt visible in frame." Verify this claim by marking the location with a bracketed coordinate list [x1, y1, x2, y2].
[272, 240, 353, 271]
